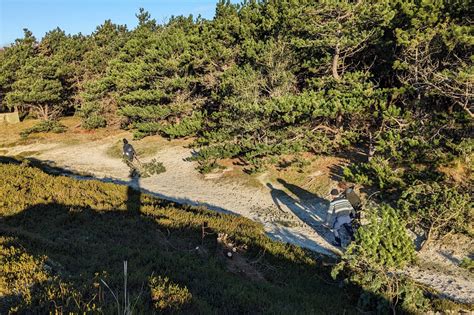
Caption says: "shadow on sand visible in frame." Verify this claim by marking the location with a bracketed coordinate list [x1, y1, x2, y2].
[267, 178, 336, 245]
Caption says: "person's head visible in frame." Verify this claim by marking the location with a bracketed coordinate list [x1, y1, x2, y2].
[123, 138, 128, 144]
[330, 188, 339, 197]
[338, 181, 349, 190]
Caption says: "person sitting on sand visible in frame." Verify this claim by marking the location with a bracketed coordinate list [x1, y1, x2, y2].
[324, 188, 356, 247]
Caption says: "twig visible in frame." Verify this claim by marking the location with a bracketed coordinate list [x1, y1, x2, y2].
[100, 279, 120, 315]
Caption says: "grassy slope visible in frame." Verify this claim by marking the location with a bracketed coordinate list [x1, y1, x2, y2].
[0, 160, 359, 314]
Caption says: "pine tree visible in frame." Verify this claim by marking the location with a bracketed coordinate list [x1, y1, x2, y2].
[5, 55, 64, 120]
[0, 29, 37, 111]
[332, 205, 426, 313]
[394, 0, 473, 117]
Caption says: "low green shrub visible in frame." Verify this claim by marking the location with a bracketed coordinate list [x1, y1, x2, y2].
[460, 258, 474, 272]
[398, 182, 473, 245]
[124, 158, 166, 178]
[82, 113, 107, 130]
[20, 120, 67, 138]
[149, 276, 192, 311]
[332, 205, 426, 313]
[141, 158, 166, 177]
[0, 238, 103, 313]
[0, 242, 49, 305]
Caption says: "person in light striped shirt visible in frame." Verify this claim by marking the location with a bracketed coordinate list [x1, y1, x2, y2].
[324, 188, 356, 247]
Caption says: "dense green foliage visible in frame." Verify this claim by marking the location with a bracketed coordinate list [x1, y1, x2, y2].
[1, 1, 471, 168]
[19, 120, 67, 138]
[125, 157, 166, 178]
[460, 257, 474, 271]
[332, 206, 425, 313]
[398, 182, 473, 246]
[0, 161, 361, 313]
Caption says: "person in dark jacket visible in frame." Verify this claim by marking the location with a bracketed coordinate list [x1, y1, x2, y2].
[123, 139, 136, 162]
[324, 188, 355, 247]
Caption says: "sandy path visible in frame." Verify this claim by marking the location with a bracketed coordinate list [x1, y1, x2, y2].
[4, 138, 473, 304]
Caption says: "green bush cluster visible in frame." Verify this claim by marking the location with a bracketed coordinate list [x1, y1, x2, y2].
[81, 113, 107, 130]
[0, 238, 103, 313]
[332, 206, 426, 313]
[343, 157, 405, 190]
[19, 120, 67, 138]
[460, 258, 474, 272]
[140, 158, 166, 177]
[149, 276, 192, 311]
[398, 183, 473, 243]
[0, 241, 49, 306]
[125, 158, 167, 178]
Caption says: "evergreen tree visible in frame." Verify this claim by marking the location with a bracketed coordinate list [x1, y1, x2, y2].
[0, 29, 37, 112]
[77, 20, 129, 128]
[5, 55, 64, 120]
[332, 206, 426, 313]
[394, 0, 473, 117]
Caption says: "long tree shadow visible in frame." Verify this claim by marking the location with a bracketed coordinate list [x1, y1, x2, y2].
[127, 172, 141, 214]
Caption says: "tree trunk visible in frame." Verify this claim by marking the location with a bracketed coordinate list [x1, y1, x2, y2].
[332, 43, 341, 81]
[415, 47, 421, 100]
[33, 104, 50, 121]
[44, 104, 49, 120]
[420, 226, 433, 251]
[368, 131, 376, 162]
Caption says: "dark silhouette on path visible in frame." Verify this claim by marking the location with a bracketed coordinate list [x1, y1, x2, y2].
[267, 183, 305, 213]
[277, 178, 327, 216]
[126, 173, 141, 214]
[267, 180, 332, 243]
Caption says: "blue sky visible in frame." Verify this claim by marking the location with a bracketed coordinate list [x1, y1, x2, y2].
[1, 0, 236, 46]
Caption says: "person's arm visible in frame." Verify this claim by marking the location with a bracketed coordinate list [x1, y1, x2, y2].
[324, 202, 334, 226]
[350, 205, 356, 218]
